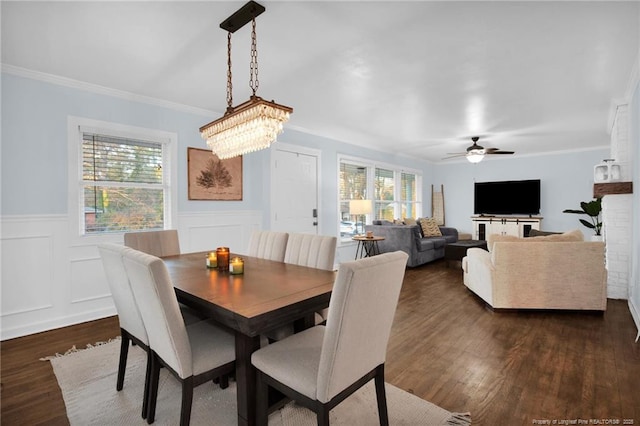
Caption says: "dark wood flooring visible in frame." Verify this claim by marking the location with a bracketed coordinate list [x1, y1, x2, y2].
[2, 259, 639, 425]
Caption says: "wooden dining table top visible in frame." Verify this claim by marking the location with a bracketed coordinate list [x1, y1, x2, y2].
[162, 251, 337, 336]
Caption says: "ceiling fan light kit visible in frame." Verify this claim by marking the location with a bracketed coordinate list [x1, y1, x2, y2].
[444, 136, 514, 163]
[466, 152, 485, 163]
[199, 1, 292, 160]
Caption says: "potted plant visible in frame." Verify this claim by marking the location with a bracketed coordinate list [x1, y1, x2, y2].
[563, 197, 602, 238]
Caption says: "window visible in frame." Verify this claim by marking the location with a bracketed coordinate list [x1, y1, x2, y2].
[400, 172, 419, 219]
[339, 161, 368, 238]
[374, 167, 394, 221]
[69, 117, 176, 238]
[338, 155, 422, 242]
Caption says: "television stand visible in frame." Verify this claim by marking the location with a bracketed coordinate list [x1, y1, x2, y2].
[471, 215, 543, 240]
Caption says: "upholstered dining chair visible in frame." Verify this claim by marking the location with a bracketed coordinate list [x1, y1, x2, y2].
[124, 229, 204, 325]
[247, 230, 289, 261]
[268, 233, 337, 337]
[122, 248, 236, 426]
[284, 233, 337, 271]
[124, 229, 181, 257]
[251, 251, 409, 426]
[98, 243, 152, 419]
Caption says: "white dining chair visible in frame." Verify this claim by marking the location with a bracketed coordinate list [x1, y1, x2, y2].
[122, 248, 236, 426]
[251, 251, 409, 426]
[124, 229, 181, 257]
[247, 230, 289, 261]
[124, 229, 204, 325]
[98, 243, 152, 419]
[264, 233, 337, 340]
[284, 233, 337, 271]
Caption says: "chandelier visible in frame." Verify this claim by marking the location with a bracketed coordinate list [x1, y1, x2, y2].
[199, 1, 292, 159]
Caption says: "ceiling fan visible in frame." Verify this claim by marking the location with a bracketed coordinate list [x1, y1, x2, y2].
[443, 136, 514, 163]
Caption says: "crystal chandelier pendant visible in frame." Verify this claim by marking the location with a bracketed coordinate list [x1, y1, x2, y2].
[200, 1, 292, 160]
[200, 96, 292, 159]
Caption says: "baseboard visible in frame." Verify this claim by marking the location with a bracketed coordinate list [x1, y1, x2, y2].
[1, 307, 116, 341]
[629, 298, 640, 343]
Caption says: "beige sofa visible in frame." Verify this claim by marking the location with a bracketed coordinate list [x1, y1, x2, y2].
[462, 230, 607, 311]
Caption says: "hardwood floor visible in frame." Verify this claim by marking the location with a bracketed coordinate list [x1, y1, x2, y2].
[2, 259, 639, 425]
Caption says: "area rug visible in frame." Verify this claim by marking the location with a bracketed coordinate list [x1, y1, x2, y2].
[46, 339, 470, 425]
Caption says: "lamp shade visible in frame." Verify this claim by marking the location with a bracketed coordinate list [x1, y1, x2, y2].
[349, 199, 373, 215]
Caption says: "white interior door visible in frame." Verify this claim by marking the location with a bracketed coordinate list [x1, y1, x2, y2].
[271, 147, 319, 234]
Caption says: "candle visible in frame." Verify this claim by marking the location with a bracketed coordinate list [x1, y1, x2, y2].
[216, 247, 230, 271]
[206, 252, 217, 268]
[230, 257, 244, 275]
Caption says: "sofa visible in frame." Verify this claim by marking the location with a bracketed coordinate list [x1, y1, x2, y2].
[462, 230, 607, 310]
[364, 220, 458, 267]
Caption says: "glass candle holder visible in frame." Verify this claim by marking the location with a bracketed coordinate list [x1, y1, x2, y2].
[206, 251, 217, 268]
[230, 257, 244, 275]
[216, 247, 230, 271]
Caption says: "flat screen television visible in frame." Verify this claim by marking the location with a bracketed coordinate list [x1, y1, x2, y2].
[474, 179, 541, 215]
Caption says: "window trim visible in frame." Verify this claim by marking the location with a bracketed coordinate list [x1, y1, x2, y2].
[337, 154, 422, 244]
[67, 116, 178, 244]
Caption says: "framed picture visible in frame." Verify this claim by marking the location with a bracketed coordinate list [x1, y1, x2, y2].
[187, 147, 243, 200]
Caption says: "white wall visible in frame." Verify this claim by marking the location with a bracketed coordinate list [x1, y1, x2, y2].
[0, 72, 267, 339]
[628, 66, 640, 340]
[2, 65, 638, 339]
[431, 148, 609, 235]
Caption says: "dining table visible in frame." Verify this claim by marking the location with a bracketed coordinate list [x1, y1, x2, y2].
[162, 251, 337, 426]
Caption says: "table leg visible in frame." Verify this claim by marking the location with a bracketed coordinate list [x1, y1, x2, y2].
[293, 313, 315, 332]
[235, 332, 261, 426]
[372, 241, 380, 256]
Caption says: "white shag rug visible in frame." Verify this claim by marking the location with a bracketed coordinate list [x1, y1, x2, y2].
[46, 339, 470, 425]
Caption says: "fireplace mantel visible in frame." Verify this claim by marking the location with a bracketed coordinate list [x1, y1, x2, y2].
[593, 182, 633, 198]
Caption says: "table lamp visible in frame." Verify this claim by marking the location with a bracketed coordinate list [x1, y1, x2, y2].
[349, 199, 372, 236]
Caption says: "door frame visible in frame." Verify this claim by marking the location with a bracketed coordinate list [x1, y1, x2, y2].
[269, 142, 323, 234]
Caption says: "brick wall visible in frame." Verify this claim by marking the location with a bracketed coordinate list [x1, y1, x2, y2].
[603, 104, 632, 299]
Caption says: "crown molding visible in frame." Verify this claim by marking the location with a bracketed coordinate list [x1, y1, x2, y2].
[1, 64, 217, 118]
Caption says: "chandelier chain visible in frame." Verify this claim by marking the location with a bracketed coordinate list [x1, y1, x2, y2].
[249, 18, 259, 96]
[226, 32, 233, 110]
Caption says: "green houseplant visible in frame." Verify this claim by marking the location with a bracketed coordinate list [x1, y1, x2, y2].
[563, 197, 602, 236]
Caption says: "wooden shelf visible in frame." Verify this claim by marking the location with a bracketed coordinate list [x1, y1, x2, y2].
[593, 182, 633, 197]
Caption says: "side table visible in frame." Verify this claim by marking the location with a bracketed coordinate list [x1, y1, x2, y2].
[444, 240, 488, 267]
[352, 235, 385, 259]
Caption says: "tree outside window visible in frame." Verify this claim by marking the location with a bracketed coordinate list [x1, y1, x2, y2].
[82, 133, 166, 234]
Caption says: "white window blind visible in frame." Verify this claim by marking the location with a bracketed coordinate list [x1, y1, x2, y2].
[81, 133, 165, 234]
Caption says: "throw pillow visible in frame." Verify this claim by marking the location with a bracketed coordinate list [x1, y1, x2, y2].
[403, 217, 417, 226]
[420, 217, 442, 237]
[394, 219, 405, 225]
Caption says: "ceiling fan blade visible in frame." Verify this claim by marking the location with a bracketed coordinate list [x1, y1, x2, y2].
[487, 150, 515, 155]
[442, 153, 467, 159]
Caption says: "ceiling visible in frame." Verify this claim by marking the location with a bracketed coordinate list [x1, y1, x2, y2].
[2, 1, 639, 162]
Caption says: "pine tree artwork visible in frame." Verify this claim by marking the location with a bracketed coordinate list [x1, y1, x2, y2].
[196, 158, 233, 189]
[188, 148, 242, 200]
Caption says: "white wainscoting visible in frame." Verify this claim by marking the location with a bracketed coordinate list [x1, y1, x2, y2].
[0, 210, 262, 340]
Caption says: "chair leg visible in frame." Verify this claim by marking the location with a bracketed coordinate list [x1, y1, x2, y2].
[256, 372, 269, 426]
[117, 330, 130, 391]
[374, 366, 389, 426]
[141, 349, 153, 419]
[317, 405, 330, 426]
[218, 374, 229, 389]
[180, 377, 194, 426]
[146, 353, 161, 424]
